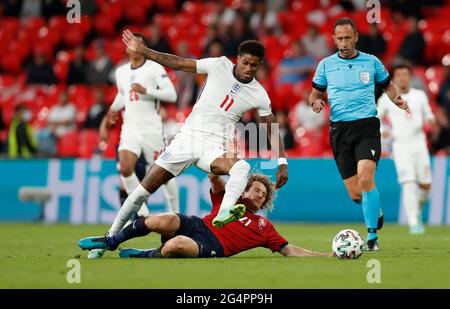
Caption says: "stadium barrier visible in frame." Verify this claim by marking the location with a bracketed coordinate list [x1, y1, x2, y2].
[0, 157, 449, 224]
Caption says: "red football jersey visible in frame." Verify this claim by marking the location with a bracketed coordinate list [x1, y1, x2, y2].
[202, 190, 288, 257]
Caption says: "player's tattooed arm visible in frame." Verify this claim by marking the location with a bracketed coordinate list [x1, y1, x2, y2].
[259, 114, 288, 189]
[122, 29, 197, 73]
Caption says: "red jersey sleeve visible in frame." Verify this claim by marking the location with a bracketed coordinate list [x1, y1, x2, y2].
[265, 223, 289, 253]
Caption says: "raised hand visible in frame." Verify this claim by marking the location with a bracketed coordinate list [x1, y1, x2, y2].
[122, 29, 145, 54]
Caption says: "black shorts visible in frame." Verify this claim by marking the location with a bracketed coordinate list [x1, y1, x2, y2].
[330, 117, 381, 179]
[161, 214, 224, 258]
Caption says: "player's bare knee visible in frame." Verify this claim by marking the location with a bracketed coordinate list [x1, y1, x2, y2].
[162, 237, 186, 255]
[146, 213, 177, 231]
[357, 173, 374, 192]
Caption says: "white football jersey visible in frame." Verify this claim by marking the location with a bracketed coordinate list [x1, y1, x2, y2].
[111, 60, 176, 136]
[180, 56, 272, 141]
[377, 88, 434, 144]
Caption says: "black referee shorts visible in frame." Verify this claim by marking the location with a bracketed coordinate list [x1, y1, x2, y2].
[330, 117, 381, 179]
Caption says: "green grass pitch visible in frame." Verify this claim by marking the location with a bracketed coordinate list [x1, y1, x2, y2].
[1, 223, 450, 288]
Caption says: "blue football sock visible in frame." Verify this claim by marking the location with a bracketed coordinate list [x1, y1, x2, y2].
[110, 217, 150, 247]
[362, 187, 380, 241]
[142, 248, 162, 258]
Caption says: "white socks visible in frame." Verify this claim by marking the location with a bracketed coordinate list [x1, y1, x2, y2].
[121, 173, 150, 217]
[418, 187, 430, 208]
[109, 184, 151, 235]
[218, 160, 250, 213]
[163, 178, 180, 213]
[402, 182, 420, 226]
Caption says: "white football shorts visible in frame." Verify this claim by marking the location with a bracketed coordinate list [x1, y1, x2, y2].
[155, 131, 228, 176]
[118, 129, 165, 165]
[392, 141, 432, 184]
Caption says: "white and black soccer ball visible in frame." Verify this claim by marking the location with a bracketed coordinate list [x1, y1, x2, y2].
[332, 229, 364, 259]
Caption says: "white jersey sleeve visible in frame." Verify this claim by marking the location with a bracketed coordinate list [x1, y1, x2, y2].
[141, 64, 177, 103]
[196, 57, 223, 74]
[110, 69, 125, 111]
[110, 92, 125, 111]
[377, 94, 390, 134]
[420, 90, 435, 123]
[257, 94, 272, 117]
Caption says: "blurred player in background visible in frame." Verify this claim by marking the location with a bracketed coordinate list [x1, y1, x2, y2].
[377, 64, 435, 235]
[90, 29, 289, 242]
[90, 33, 180, 259]
[309, 18, 409, 250]
[79, 173, 329, 258]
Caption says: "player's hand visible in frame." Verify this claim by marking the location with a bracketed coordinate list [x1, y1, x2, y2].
[107, 111, 118, 127]
[311, 99, 325, 113]
[276, 164, 288, 189]
[122, 29, 145, 54]
[131, 83, 147, 95]
[394, 96, 410, 114]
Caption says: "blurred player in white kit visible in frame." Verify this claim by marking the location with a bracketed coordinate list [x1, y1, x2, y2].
[377, 64, 435, 234]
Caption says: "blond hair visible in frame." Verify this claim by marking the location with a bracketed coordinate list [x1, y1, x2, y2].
[244, 173, 277, 211]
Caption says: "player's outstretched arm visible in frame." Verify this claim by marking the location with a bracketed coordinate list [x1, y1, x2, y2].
[280, 244, 332, 257]
[122, 29, 197, 73]
[259, 114, 288, 189]
[384, 81, 410, 113]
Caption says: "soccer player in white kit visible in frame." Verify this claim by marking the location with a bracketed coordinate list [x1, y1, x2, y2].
[78, 30, 289, 246]
[377, 64, 435, 234]
[89, 33, 180, 258]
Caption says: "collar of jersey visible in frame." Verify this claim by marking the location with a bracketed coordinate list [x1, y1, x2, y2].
[233, 65, 253, 84]
[337, 51, 360, 60]
[130, 59, 146, 70]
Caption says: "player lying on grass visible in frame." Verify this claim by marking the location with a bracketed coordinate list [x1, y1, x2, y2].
[79, 173, 331, 258]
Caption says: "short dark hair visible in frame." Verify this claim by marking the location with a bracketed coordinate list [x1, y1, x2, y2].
[133, 32, 150, 48]
[333, 17, 357, 32]
[392, 63, 412, 75]
[238, 40, 265, 60]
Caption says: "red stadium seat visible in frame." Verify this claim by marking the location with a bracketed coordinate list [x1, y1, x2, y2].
[155, 0, 177, 12]
[57, 131, 80, 157]
[0, 52, 23, 74]
[78, 129, 100, 158]
[124, 4, 148, 25]
[94, 13, 117, 37]
[63, 24, 86, 47]
[102, 128, 120, 159]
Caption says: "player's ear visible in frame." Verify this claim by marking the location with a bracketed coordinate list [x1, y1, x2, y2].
[355, 31, 359, 43]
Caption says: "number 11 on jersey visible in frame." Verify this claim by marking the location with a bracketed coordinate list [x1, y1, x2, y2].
[219, 94, 235, 112]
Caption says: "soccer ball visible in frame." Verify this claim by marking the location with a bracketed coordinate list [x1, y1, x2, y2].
[332, 229, 364, 259]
